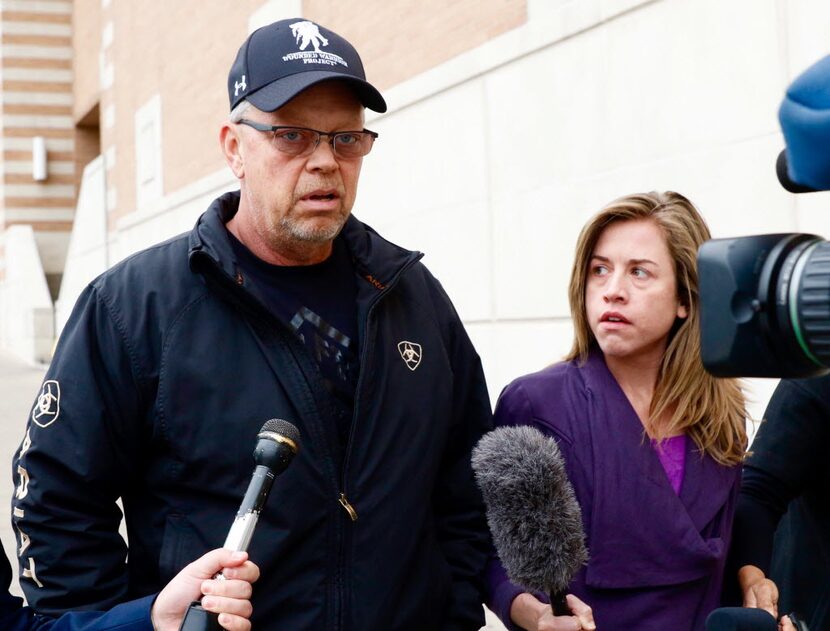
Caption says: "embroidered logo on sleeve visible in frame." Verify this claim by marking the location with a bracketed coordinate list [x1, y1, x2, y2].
[19, 429, 31, 456]
[15, 466, 29, 500]
[22, 557, 43, 588]
[31, 380, 60, 428]
[17, 527, 30, 555]
[397, 341, 422, 371]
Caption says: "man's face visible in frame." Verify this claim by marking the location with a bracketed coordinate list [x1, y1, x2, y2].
[232, 82, 365, 260]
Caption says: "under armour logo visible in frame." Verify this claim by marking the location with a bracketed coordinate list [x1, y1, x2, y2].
[234, 75, 247, 97]
[31, 380, 60, 428]
[397, 341, 422, 371]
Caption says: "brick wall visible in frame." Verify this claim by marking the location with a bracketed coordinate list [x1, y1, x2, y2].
[0, 0, 75, 283]
[74, 0, 268, 228]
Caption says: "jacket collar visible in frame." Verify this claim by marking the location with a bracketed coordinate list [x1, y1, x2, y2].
[338, 211, 421, 293]
[187, 190, 241, 280]
[579, 349, 738, 588]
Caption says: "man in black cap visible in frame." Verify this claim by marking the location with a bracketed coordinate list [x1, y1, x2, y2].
[13, 18, 492, 631]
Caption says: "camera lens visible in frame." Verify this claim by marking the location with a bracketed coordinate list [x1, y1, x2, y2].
[699, 233, 830, 378]
[784, 240, 830, 367]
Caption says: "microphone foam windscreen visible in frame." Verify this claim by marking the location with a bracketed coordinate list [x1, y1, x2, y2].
[472, 425, 587, 594]
[260, 418, 300, 446]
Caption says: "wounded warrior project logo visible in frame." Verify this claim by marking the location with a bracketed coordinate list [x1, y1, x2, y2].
[31, 380, 60, 428]
[283, 21, 348, 69]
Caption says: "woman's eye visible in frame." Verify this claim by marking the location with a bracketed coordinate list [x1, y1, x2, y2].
[592, 265, 608, 276]
[632, 267, 648, 279]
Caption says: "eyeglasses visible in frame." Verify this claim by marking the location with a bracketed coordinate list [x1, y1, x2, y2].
[237, 119, 378, 159]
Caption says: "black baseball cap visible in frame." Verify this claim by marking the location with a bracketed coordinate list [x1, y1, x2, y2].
[228, 19, 386, 114]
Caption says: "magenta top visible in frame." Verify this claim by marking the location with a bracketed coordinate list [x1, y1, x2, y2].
[652, 434, 687, 495]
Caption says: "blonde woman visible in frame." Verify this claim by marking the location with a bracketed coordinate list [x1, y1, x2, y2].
[486, 192, 747, 631]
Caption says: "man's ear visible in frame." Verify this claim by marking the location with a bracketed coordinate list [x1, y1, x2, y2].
[220, 123, 244, 178]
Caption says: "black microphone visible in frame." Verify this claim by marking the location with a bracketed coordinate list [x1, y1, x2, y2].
[221, 418, 300, 552]
[179, 418, 300, 631]
[471, 425, 587, 616]
[706, 607, 778, 631]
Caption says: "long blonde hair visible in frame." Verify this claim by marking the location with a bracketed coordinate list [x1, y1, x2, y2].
[565, 191, 747, 466]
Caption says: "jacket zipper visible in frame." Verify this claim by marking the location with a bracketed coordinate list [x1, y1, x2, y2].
[338, 253, 422, 514]
[338, 493, 358, 521]
[332, 253, 422, 629]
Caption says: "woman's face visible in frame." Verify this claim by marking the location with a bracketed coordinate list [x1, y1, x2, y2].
[585, 218, 688, 365]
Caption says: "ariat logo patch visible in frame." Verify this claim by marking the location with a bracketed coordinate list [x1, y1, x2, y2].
[398, 341, 422, 371]
[31, 380, 60, 428]
[283, 21, 348, 69]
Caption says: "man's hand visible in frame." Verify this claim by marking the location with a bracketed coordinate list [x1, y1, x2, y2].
[510, 592, 596, 631]
[738, 564, 779, 619]
[151, 549, 260, 631]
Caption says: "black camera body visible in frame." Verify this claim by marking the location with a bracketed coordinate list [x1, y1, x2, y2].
[699, 233, 830, 378]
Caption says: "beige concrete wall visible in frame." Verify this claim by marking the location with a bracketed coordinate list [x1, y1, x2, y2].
[0, 225, 54, 362]
[303, 0, 527, 90]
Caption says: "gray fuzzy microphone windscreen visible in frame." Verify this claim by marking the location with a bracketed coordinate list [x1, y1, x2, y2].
[472, 425, 588, 596]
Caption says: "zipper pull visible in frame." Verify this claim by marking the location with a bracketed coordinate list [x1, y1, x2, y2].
[338, 493, 358, 521]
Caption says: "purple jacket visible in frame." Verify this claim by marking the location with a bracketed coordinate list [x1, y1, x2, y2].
[486, 352, 740, 631]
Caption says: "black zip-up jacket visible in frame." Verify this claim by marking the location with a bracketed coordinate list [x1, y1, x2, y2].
[13, 191, 493, 631]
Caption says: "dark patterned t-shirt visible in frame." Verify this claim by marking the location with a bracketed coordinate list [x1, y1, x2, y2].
[228, 231, 359, 448]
